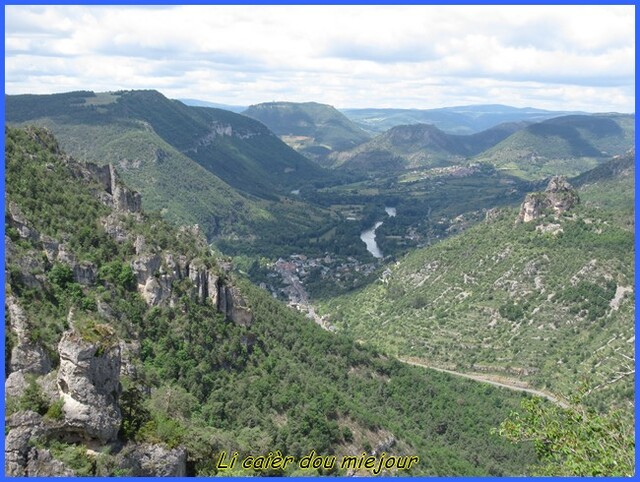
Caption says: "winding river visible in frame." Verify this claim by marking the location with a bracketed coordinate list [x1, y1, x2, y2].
[360, 207, 396, 258]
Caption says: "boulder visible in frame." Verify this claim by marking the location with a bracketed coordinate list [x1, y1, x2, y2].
[115, 443, 187, 476]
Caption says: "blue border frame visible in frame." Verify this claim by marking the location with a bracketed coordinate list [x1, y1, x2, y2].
[1, 2, 637, 481]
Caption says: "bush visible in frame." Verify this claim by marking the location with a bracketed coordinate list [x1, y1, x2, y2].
[499, 302, 525, 321]
[98, 261, 136, 291]
[47, 263, 74, 289]
[48, 440, 95, 476]
[496, 397, 634, 476]
[45, 398, 65, 420]
[19, 377, 49, 415]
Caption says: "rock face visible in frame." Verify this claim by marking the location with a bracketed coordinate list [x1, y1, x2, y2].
[131, 251, 253, 326]
[517, 176, 579, 223]
[4, 128, 257, 476]
[26, 447, 76, 476]
[79, 159, 254, 325]
[5, 295, 52, 398]
[114, 443, 187, 476]
[4, 410, 73, 476]
[82, 163, 141, 213]
[5, 411, 49, 476]
[56, 328, 122, 443]
[224, 285, 253, 327]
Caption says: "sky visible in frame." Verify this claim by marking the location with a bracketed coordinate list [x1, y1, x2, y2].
[4, 4, 635, 112]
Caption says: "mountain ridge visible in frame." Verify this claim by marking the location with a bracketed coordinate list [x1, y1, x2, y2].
[5, 90, 336, 241]
[243, 101, 371, 164]
[330, 121, 528, 173]
[476, 114, 634, 179]
[341, 104, 590, 135]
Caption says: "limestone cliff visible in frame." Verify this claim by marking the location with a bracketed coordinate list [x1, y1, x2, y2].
[56, 325, 122, 443]
[4, 126, 253, 476]
[517, 175, 579, 223]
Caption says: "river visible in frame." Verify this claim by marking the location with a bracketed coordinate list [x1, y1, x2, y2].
[360, 206, 396, 258]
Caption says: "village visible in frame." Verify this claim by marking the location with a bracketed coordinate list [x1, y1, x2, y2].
[260, 253, 382, 331]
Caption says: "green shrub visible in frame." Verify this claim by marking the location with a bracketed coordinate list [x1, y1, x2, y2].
[45, 398, 65, 420]
[47, 263, 74, 289]
[19, 377, 49, 415]
[496, 397, 634, 476]
[48, 440, 95, 476]
[499, 302, 525, 321]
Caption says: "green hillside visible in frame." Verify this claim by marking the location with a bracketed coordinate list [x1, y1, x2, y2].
[330, 122, 526, 173]
[4, 125, 539, 476]
[243, 101, 371, 164]
[6, 90, 330, 199]
[476, 114, 634, 179]
[5, 91, 336, 241]
[318, 159, 634, 409]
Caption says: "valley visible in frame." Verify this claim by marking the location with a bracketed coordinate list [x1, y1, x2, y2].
[4, 91, 635, 477]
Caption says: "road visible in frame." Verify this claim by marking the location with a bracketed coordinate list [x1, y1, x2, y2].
[399, 358, 569, 408]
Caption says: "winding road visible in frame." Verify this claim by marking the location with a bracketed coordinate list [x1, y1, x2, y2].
[399, 358, 569, 408]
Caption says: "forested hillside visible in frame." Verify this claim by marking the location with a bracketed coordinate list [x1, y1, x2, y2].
[330, 122, 526, 173]
[244, 101, 371, 164]
[5, 90, 336, 240]
[476, 114, 634, 179]
[4, 126, 540, 476]
[319, 155, 635, 410]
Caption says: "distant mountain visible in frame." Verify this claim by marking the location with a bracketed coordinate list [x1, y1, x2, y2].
[342, 104, 587, 135]
[243, 101, 371, 164]
[178, 98, 246, 113]
[319, 162, 634, 407]
[5, 90, 332, 238]
[476, 114, 635, 179]
[330, 121, 527, 173]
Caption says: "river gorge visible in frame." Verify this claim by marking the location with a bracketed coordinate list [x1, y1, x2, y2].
[360, 207, 396, 258]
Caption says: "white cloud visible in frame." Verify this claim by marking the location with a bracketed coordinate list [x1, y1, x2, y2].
[4, 5, 635, 112]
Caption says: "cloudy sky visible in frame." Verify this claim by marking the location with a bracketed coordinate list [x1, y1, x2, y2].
[5, 5, 635, 112]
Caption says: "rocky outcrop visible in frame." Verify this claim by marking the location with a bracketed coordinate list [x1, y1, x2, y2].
[5, 295, 52, 398]
[188, 258, 210, 303]
[56, 327, 122, 443]
[4, 235, 47, 290]
[7, 202, 39, 242]
[4, 410, 70, 476]
[517, 176, 579, 223]
[5, 411, 48, 476]
[26, 448, 76, 476]
[113, 443, 187, 476]
[119, 340, 141, 379]
[130, 250, 253, 325]
[223, 285, 253, 327]
[82, 163, 141, 213]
